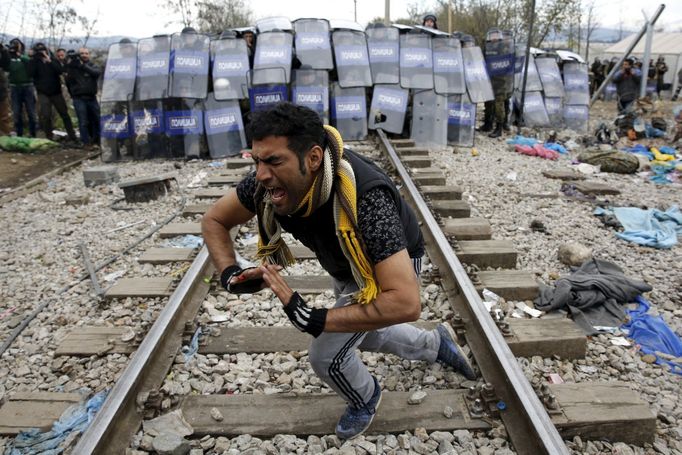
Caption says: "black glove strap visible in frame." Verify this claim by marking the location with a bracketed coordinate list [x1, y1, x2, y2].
[220, 265, 242, 290]
[283, 292, 328, 338]
[220, 265, 265, 294]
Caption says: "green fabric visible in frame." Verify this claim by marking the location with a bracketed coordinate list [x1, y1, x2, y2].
[0, 136, 58, 153]
[577, 149, 640, 174]
[8, 55, 32, 86]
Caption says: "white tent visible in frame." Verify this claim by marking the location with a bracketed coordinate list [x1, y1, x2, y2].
[601, 32, 682, 96]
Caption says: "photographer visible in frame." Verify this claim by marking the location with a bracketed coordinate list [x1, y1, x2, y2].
[6, 38, 37, 137]
[655, 56, 668, 97]
[0, 42, 11, 135]
[65, 47, 101, 146]
[27, 42, 77, 143]
[613, 58, 642, 113]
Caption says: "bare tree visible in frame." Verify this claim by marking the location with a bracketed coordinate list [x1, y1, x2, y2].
[78, 7, 99, 47]
[162, 0, 194, 28]
[583, 0, 600, 62]
[195, 0, 252, 34]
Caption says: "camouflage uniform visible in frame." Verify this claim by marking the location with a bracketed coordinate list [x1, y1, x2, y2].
[484, 30, 514, 138]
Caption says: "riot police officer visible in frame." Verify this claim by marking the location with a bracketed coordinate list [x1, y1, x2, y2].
[483, 28, 514, 138]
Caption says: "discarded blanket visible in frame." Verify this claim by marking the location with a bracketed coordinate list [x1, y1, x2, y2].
[577, 149, 639, 174]
[594, 206, 682, 248]
[535, 259, 652, 334]
[5, 389, 108, 454]
[514, 144, 559, 160]
[622, 296, 682, 375]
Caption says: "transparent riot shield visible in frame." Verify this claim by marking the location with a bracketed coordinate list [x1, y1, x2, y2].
[204, 95, 246, 158]
[563, 62, 589, 106]
[544, 97, 563, 128]
[399, 33, 433, 90]
[249, 77, 289, 112]
[131, 100, 167, 159]
[432, 37, 465, 95]
[253, 31, 294, 85]
[604, 82, 617, 101]
[366, 25, 399, 84]
[211, 37, 249, 100]
[447, 93, 476, 147]
[135, 36, 171, 101]
[330, 83, 367, 141]
[462, 46, 494, 102]
[535, 57, 565, 98]
[100, 102, 134, 162]
[101, 42, 137, 102]
[332, 30, 372, 88]
[485, 37, 515, 95]
[411, 89, 448, 147]
[369, 84, 408, 134]
[293, 18, 333, 70]
[563, 104, 589, 133]
[513, 51, 543, 93]
[516, 91, 550, 127]
[292, 69, 329, 124]
[169, 32, 210, 99]
[164, 98, 206, 159]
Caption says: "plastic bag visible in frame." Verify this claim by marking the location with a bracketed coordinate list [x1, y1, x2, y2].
[0, 136, 59, 153]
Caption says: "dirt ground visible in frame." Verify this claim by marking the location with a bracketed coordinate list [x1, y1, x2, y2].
[0, 147, 94, 192]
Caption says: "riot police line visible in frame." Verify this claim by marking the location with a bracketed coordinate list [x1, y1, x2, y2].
[99, 19, 591, 162]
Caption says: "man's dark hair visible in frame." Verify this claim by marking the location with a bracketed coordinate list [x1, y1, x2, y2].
[248, 102, 325, 173]
[57, 47, 66, 53]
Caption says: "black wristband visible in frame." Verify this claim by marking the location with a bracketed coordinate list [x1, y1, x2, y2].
[283, 292, 328, 338]
[220, 265, 242, 290]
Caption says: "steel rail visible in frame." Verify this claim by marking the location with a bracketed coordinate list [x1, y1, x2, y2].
[376, 130, 569, 455]
[74, 246, 213, 454]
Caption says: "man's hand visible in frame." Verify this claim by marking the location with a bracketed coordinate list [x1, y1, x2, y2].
[260, 263, 292, 305]
[220, 265, 268, 294]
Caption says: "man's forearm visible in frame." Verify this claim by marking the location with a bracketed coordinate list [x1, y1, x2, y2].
[202, 216, 238, 272]
[323, 289, 420, 332]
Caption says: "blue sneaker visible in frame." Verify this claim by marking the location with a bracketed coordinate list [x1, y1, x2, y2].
[335, 376, 382, 440]
[436, 322, 477, 380]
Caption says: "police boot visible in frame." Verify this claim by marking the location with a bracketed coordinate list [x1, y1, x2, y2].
[488, 123, 503, 138]
[477, 120, 493, 132]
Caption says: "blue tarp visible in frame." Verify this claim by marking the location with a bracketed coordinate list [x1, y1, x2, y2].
[6, 389, 108, 455]
[506, 135, 538, 147]
[594, 205, 682, 248]
[622, 296, 682, 375]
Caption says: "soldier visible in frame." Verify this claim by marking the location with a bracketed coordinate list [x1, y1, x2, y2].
[483, 28, 514, 138]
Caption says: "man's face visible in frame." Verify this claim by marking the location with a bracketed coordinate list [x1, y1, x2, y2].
[252, 135, 319, 216]
[243, 33, 254, 46]
[56, 50, 65, 61]
[79, 48, 90, 62]
[623, 61, 631, 71]
[424, 19, 435, 28]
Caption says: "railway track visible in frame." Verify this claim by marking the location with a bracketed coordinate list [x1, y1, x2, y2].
[0, 132, 657, 454]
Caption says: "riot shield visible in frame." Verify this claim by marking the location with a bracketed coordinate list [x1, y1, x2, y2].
[292, 69, 329, 124]
[164, 98, 206, 159]
[604, 82, 617, 101]
[534, 57, 564, 98]
[447, 93, 476, 147]
[516, 91, 550, 127]
[332, 30, 372, 88]
[101, 42, 137, 102]
[513, 51, 543, 93]
[100, 102, 134, 162]
[204, 95, 246, 158]
[544, 97, 563, 127]
[135, 36, 171, 101]
[293, 18, 333, 70]
[131, 100, 167, 159]
[249, 82, 289, 112]
[211, 37, 249, 100]
[368, 84, 408, 134]
[411, 89, 448, 147]
[330, 83, 367, 141]
[169, 32, 210, 99]
[562, 62, 589, 106]
[432, 36, 465, 95]
[484, 35, 515, 95]
[462, 46, 494, 103]
[253, 31, 294, 85]
[399, 33, 433, 90]
[563, 104, 589, 133]
[366, 26, 400, 84]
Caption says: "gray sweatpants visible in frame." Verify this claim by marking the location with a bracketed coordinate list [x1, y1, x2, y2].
[308, 267, 441, 409]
